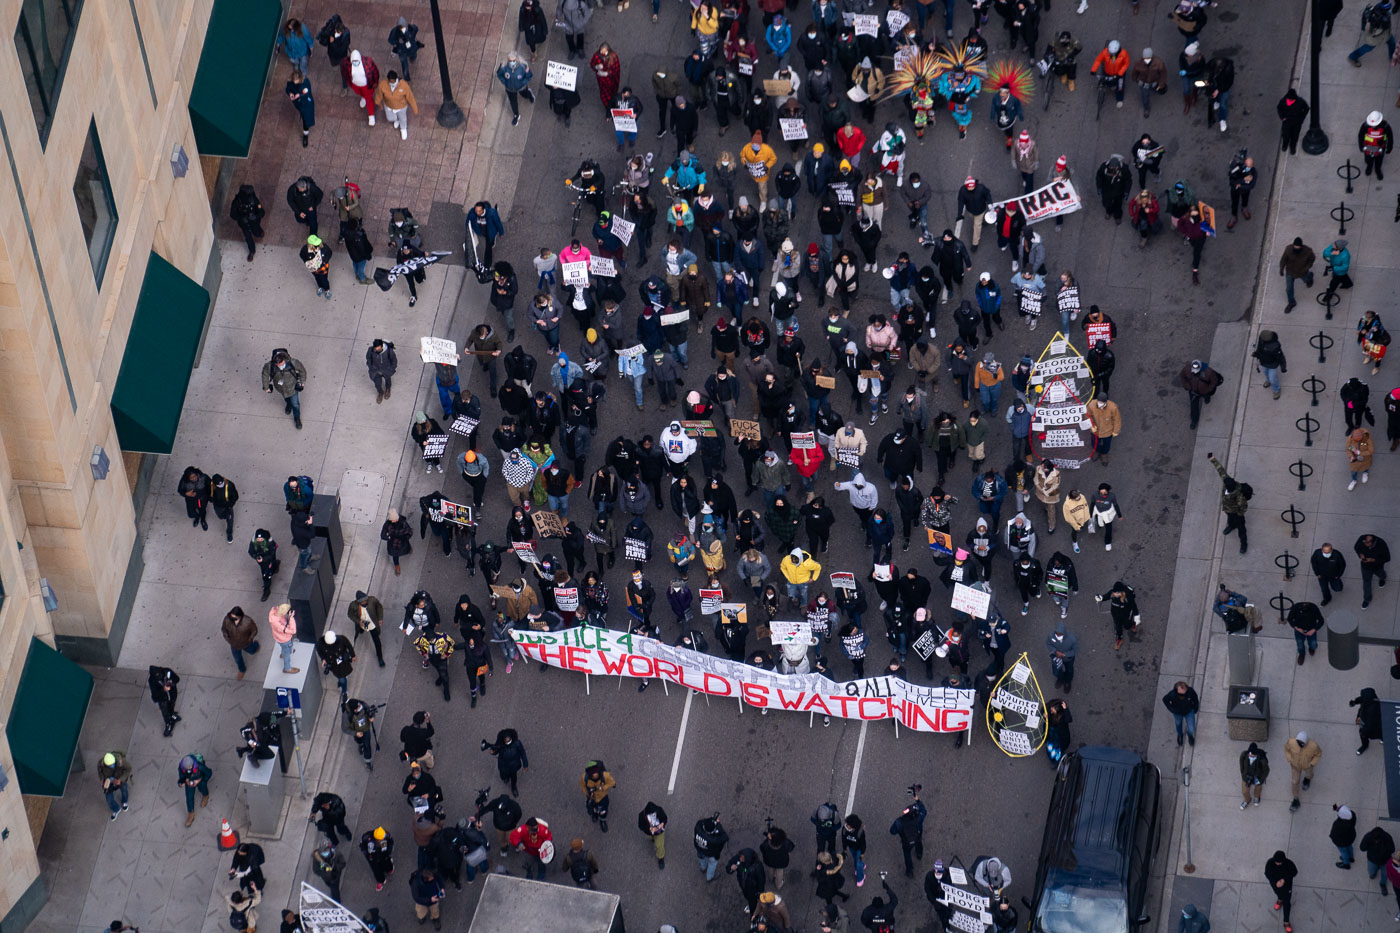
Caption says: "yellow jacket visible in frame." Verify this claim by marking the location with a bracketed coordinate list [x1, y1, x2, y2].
[741, 144, 778, 180]
[1062, 494, 1091, 530]
[375, 78, 419, 113]
[691, 6, 719, 36]
[780, 551, 821, 584]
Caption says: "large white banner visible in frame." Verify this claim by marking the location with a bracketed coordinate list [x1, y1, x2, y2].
[511, 625, 975, 731]
[990, 179, 1083, 226]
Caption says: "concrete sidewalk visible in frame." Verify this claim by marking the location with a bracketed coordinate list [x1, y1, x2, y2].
[29, 241, 489, 933]
[1151, 11, 1400, 933]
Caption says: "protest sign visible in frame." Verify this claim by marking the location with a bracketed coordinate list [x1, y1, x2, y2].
[611, 216, 635, 245]
[681, 419, 718, 437]
[421, 434, 449, 460]
[790, 431, 816, 449]
[610, 108, 637, 133]
[511, 541, 539, 564]
[300, 882, 371, 932]
[624, 537, 650, 561]
[420, 337, 458, 365]
[730, 419, 762, 440]
[763, 78, 792, 97]
[661, 309, 690, 326]
[554, 587, 580, 612]
[719, 602, 749, 626]
[700, 588, 724, 614]
[738, 59, 754, 75]
[815, 375, 836, 389]
[852, 13, 879, 35]
[912, 629, 938, 661]
[927, 529, 954, 554]
[951, 582, 992, 619]
[989, 178, 1083, 226]
[780, 118, 808, 141]
[562, 260, 589, 286]
[830, 571, 856, 590]
[835, 447, 862, 467]
[988, 654, 1048, 758]
[1084, 320, 1113, 346]
[532, 510, 566, 538]
[830, 181, 855, 205]
[770, 620, 814, 644]
[511, 625, 977, 731]
[449, 415, 479, 436]
[618, 343, 647, 359]
[545, 60, 578, 90]
[859, 369, 881, 380]
[886, 9, 910, 32]
[893, 47, 915, 72]
[589, 255, 616, 278]
[428, 498, 474, 527]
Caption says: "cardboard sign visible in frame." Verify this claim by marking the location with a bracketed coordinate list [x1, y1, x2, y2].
[512, 540, 540, 564]
[422, 434, 449, 460]
[951, 582, 992, 619]
[912, 629, 938, 661]
[790, 431, 816, 449]
[859, 369, 881, 380]
[511, 625, 977, 731]
[1083, 320, 1113, 346]
[830, 571, 856, 590]
[450, 415, 479, 436]
[700, 588, 724, 614]
[532, 510, 566, 538]
[989, 179, 1083, 226]
[624, 537, 650, 561]
[815, 375, 837, 389]
[927, 528, 954, 555]
[763, 78, 792, 97]
[610, 108, 637, 133]
[681, 419, 718, 438]
[554, 586, 580, 612]
[730, 419, 762, 440]
[661, 309, 691, 326]
[835, 447, 862, 467]
[562, 260, 589, 286]
[780, 118, 808, 141]
[589, 256, 616, 278]
[852, 13, 879, 35]
[611, 216, 635, 245]
[545, 60, 578, 90]
[770, 620, 814, 644]
[420, 337, 458, 365]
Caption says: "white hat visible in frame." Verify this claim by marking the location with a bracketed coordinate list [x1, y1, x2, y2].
[324, 630, 337, 644]
[1368, 110, 1384, 127]
[979, 272, 991, 282]
[1296, 730, 1308, 743]
[1338, 805, 1354, 819]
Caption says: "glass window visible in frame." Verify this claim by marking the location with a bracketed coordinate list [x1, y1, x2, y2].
[73, 121, 117, 285]
[14, 0, 84, 145]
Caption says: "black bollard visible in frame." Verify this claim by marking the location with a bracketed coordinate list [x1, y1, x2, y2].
[1280, 505, 1306, 539]
[1332, 201, 1354, 237]
[1310, 330, 1334, 362]
[1275, 551, 1299, 581]
[1289, 458, 1313, 491]
[1302, 374, 1326, 407]
[1295, 413, 1319, 447]
[1270, 591, 1295, 622]
[1339, 159, 1361, 194]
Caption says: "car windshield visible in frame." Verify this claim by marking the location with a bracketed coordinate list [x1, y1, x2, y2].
[1036, 878, 1128, 933]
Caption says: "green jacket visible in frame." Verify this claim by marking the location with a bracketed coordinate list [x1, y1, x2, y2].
[261, 357, 307, 398]
[1210, 456, 1249, 516]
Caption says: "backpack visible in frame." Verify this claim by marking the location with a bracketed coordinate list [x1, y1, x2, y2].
[296, 474, 315, 498]
[815, 803, 837, 832]
[316, 14, 344, 46]
[1367, 3, 1392, 35]
[229, 906, 249, 930]
[569, 853, 594, 883]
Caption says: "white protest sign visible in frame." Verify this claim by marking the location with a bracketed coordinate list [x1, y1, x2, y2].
[997, 728, 1035, 756]
[661, 309, 690, 326]
[699, 588, 724, 614]
[830, 571, 856, 590]
[420, 337, 458, 365]
[611, 216, 635, 245]
[992, 687, 1040, 718]
[589, 256, 617, 278]
[545, 60, 578, 91]
[990, 178, 1083, 225]
[554, 587, 580, 612]
[894, 48, 915, 72]
[512, 541, 539, 564]
[610, 108, 637, 133]
[852, 13, 879, 35]
[886, 9, 910, 33]
[780, 118, 808, 141]
[951, 582, 992, 619]
[790, 431, 816, 449]
[561, 260, 589, 286]
[618, 344, 646, 359]
[770, 620, 814, 644]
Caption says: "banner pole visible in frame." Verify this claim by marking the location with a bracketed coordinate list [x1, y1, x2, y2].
[585, 673, 591, 695]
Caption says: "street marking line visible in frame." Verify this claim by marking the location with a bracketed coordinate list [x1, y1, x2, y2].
[667, 688, 695, 795]
[845, 720, 868, 815]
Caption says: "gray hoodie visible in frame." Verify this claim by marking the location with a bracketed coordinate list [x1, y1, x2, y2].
[1046, 621, 1078, 658]
[834, 472, 879, 510]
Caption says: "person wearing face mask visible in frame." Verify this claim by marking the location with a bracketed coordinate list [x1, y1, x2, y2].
[1239, 743, 1270, 809]
[1176, 204, 1209, 286]
[1130, 47, 1167, 119]
[342, 49, 380, 124]
[374, 69, 419, 140]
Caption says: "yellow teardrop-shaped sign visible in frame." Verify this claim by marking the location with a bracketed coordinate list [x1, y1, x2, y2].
[987, 652, 1048, 758]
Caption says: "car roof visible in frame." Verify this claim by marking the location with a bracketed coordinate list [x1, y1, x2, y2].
[1043, 746, 1143, 882]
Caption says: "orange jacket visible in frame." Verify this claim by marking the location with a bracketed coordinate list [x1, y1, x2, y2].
[1091, 48, 1130, 77]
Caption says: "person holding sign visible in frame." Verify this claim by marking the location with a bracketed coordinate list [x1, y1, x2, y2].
[741, 132, 779, 203]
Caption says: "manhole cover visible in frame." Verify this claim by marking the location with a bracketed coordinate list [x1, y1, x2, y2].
[339, 470, 386, 524]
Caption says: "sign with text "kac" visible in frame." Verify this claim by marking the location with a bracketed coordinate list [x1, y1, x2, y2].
[990, 179, 1083, 226]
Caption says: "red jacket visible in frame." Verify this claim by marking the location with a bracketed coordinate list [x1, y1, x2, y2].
[789, 444, 825, 478]
[836, 126, 866, 159]
[341, 54, 380, 90]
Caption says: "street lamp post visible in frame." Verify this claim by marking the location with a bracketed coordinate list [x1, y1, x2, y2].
[430, 0, 464, 128]
[1302, 0, 1329, 154]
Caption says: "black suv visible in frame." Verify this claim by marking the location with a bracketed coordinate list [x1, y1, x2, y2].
[1025, 746, 1162, 932]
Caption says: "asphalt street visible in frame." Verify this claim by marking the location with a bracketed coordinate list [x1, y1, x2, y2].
[338, 0, 1309, 930]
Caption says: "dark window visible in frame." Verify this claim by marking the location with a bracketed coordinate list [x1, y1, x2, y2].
[14, 0, 84, 145]
[73, 121, 117, 285]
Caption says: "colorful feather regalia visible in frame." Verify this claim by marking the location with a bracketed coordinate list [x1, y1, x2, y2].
[877, 49, 943, 101]
[930, 41, 989, 83]
[986, 59, 1035, 104]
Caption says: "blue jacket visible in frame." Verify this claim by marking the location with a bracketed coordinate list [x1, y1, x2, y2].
[990, 95, 1023, 127]
[1323, 244, 1350, 275]
[1005, 403, 1032, 438]
[468, 204, 505, 240]
[971, 472, 1008, 508]
[889, 262, 917, 290]
[766, 19, 793, 57]
[496, 61, 533, 92]
[637, 311, 665, 350]
[663, 156, 707, 191]
[277, 25, 315, 62]
[803, 150, 834, 194]
[976, 282, 1003, 315]
[868, 512, 894, 547]
[811, 0, 840, 31]
[735, 240, 766, 277]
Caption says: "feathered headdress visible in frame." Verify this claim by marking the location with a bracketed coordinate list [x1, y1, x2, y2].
[929, 41, 988, 81]
[986, 59, 1034, 103]
[878, 51, 942, 100]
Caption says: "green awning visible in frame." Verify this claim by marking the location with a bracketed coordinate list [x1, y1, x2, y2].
[110, 252, 211, 454]
[6, 638, 93, 797]
[188, 0, 281, 158]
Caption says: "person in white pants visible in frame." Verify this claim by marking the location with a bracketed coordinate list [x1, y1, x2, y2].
[374, 71, 419, 141]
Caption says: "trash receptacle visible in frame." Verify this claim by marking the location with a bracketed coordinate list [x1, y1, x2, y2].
[1327, 609, 1359, 671]
[311, 493, 343, 574]
[1226, 685, 1268, 742]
